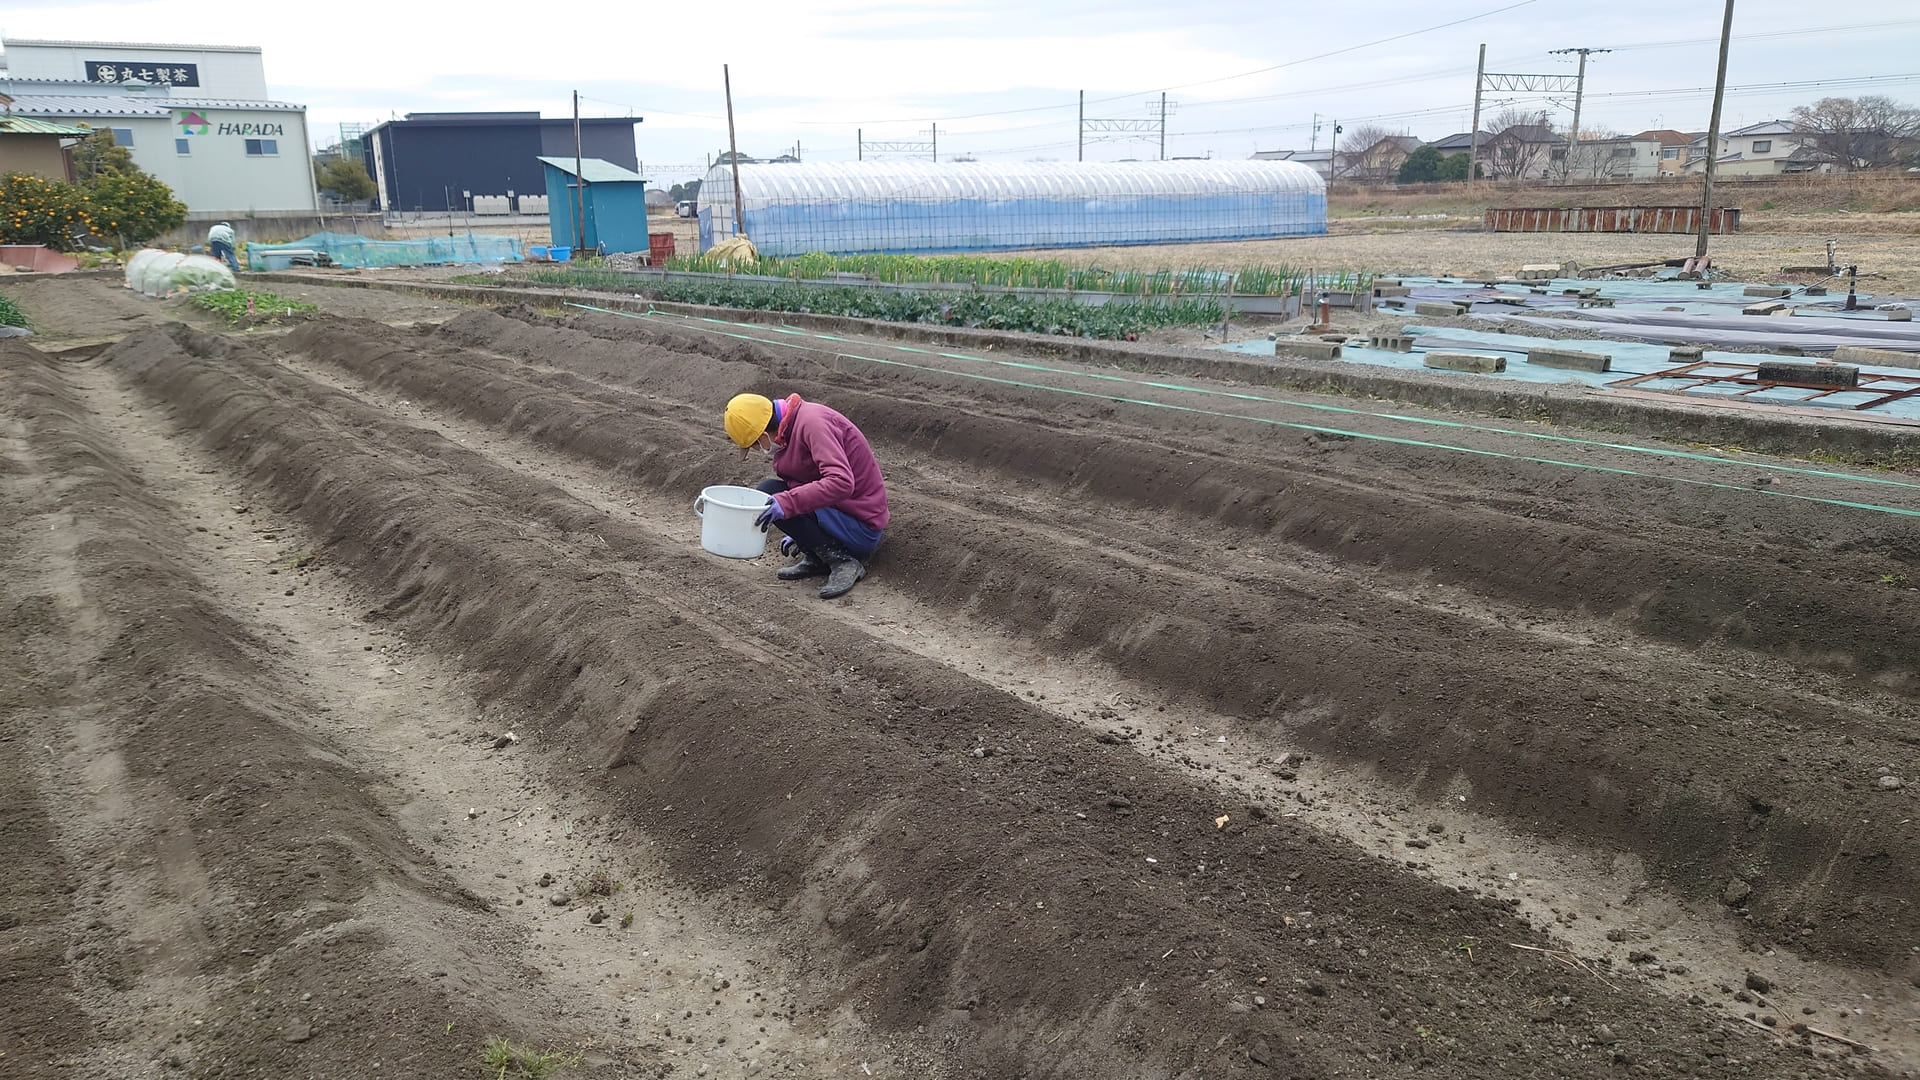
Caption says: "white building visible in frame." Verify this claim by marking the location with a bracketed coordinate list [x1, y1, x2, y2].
[1564, 134, 1663, 182]
[0, 38, 316, 219]
[1684, 120, 1835, 177]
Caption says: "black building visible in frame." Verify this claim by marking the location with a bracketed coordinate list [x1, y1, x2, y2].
[364, 111, 641, 212]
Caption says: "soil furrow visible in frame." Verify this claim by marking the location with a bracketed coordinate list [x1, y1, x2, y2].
[279, 312, 1920, 973]
[272, 313, 1920, 1071]
[93, 321, 1872, 1077]
[0, 340, 528, 1078]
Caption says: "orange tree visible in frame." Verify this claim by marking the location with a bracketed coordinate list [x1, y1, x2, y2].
[86, 170, 187, 246]
[0, 173, 93, 249]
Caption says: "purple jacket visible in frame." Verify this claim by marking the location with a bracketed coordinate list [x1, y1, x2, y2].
[767, 394, 890, 530]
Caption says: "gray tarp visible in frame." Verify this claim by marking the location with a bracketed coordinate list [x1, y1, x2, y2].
[1485, 310, 1920, 354]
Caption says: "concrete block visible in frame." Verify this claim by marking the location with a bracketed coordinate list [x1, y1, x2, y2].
[1424, 351, 1506, 374]
[1756, 360, 1859, 387]
[1367, 333, 1414, 352]
[1743, 285, 1791, 298]
[1803, 285, 1827, 296]
[1832, 346, 1920, 370]
[1526, 347, 1612, 373]
[1415, 301, 1464, 318]
[1887, 307, 1913, 322]
[1372, 284, 1411, 298]
[1274, 339, 1342, 361]
[1743, 301, 1789, 316]
[1577, 297, 1615, 308]
[1669, 345, 1706, 361]
[1373, 277, 1403, 287]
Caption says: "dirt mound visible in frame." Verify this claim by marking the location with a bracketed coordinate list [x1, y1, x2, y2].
[272, 309, 1920, 982]
[84, 319, 1871, 1077]
[0, 339, 535, 1077]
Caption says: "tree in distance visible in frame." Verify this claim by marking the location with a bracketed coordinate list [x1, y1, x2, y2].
[1396, 146, 1472, 183]
[314, 157, 377, 202]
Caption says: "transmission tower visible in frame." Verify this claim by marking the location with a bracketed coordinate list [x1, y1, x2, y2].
[1079, 92, 1174, 161]
[1468, 45, 1586, 178]
[1548, 47, 1610, 182]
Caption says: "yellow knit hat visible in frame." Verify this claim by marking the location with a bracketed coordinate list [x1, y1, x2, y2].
[724, 393, 774, 448]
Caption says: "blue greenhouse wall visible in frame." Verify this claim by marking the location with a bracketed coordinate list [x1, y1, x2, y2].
[698, 161, 1327, 256]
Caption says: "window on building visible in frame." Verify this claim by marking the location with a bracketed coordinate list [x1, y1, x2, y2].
[109, 127, 135, 148]
[175, 138, 191, 155]
[1752, 140, 1772, 153]
[245, 138, 279, 157]
[1611, 146, 1634, 158]
[1661, 147, 1680, 159]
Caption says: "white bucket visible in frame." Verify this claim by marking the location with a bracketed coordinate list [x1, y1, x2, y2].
[694, 484, 773, 559]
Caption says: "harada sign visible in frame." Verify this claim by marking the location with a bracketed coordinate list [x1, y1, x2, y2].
[176, 112, 285, 139]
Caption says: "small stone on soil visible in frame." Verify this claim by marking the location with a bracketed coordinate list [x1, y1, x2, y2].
[1745, 972, 1772, 994]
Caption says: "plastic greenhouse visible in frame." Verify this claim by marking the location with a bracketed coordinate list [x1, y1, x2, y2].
[697, 160, 1326, 256]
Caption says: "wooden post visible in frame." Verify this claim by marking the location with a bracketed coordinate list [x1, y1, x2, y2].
[572, 90, 585, 250]
[1696, 0, 1735, 260]
[724, 64, 746, 242]
[1469, 44, 1485, 184]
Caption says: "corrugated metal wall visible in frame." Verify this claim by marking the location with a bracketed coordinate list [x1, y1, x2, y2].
[1482, 206, 1740, 233]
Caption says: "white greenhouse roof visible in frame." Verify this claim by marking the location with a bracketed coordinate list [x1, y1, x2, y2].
[709, 160, 1326, 203]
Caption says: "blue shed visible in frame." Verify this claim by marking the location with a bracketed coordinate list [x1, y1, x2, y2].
[539, 156, 651, 254]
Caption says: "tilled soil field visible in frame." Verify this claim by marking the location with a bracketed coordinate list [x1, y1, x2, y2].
[3, 278, 1919, 1079]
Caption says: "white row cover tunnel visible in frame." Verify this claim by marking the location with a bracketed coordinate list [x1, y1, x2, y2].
[698, 160, 1327, 256]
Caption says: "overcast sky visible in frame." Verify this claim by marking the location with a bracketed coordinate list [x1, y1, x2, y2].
[4, 0, 1917, 183]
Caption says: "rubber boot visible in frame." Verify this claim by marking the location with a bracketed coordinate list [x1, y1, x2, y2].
[776, 549, 829, 580]
[818, 543, 867, 600]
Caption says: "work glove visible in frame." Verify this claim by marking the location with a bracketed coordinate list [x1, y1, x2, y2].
[779, 535, 800, 557]
[754, 498, 787, 532]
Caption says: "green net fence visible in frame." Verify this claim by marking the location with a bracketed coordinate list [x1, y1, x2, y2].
[247, 231, 523, 269]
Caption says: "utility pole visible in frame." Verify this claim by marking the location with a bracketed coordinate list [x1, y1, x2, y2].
[857, 129, 862, 161]
[1310, 112, 1319, 152]
[571, 90, 584, 250]
[1549, 46, 1610, 183]
[1078, 91, 1084, 162]
[723, 64, 745, 242]
[1696, 0, 1735, 260]
[1159, 92, 1167, 160]
[1328, 122, 1342, 180]
[931, 122, 937, 162]
[1469, 44, 1485, 182]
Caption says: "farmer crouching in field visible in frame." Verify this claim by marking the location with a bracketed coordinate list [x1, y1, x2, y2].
[724, 392, 888, 600]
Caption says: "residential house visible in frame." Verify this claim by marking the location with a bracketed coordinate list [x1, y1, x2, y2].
[1421, 131, 1489, 178]
[1633, 129, 1696, 177]
[1684, 120, 1833, 176]
[0, 93, 90, 180]
[1344, 135, 1422, 183]
[1250, 147, 1333, 180]
[1483, 124, 1564, 180]
[1564, 133, 1666, 181]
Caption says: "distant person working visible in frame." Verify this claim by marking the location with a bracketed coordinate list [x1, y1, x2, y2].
[724, 392, 889, 600]
[206, 221, 239, 273]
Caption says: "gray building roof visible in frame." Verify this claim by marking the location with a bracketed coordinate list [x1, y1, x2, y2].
[6, 92, 304, 116]
[2, 37, 261, 53]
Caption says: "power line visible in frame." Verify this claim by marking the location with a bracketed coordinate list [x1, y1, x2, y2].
[793, 0, 1541, 127]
